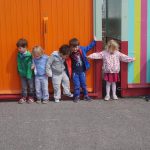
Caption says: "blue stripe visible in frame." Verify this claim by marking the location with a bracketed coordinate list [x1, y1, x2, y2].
[128, 0, 134, 83]
[147, 0, 150, 82]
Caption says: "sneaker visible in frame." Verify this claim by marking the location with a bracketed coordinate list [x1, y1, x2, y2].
[104, 95, 110, 101]
[55, 99, 60, 103]
[36, 99, 41, 104]
[112, 95, 118, 100]
[84, 96, 92, 102]
[64, 93, 73, 98]
[42, 100, 48, 104]
[73, 97, 80, 103]
[145, 97, 150, 102]
[27, 97, 34, 104]
[18, 97, 26, 104]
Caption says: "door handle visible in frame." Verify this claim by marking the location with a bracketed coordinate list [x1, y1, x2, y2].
[43, 17, 48, 49]
[43, 17, 48, 34]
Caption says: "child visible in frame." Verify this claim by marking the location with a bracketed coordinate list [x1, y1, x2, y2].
[32, 46, 49, 104]
[17, 38, 34, 104]
[46, 45, 73, 103]
[69, 38, 96, 103]
[88, 39, 135, 101]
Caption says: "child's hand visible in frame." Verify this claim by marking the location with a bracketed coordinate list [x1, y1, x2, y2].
[133, 57, 136, 61]
[94, 35, 97, 41]
[31, 64, 35, 70]
[86, 55, 91, 59]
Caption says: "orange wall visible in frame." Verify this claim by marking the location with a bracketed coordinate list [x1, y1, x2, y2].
[0, 0, 41, 94]
[0, 0, 94, 94]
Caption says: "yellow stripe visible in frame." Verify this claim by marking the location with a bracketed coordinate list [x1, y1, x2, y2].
[134, 0, 141, 83]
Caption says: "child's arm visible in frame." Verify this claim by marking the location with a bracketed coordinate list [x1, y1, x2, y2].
[46, 55, 54, 77]
[80, 40, 96, 53]
[119, 52, 135, 62]
[31, 59, 37, 75]
[17, 55, 23, 74]
[87, 52, 103, 59]
[27, 57, 33, 79]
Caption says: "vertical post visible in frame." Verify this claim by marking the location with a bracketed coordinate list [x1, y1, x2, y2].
[93, 0, 103, 98]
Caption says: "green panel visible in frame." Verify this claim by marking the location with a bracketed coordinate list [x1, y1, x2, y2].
[93, 0, 103, 41]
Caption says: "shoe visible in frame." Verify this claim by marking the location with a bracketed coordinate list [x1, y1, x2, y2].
[84, 96, 92, 102]
[36, 99, 41, 104]
[42, 100, 48, 104]
[55, 99, 60, 103]
[104, 95, 110, 101]
[73, 97, 80, 103]
[145, 97, 150, 102]
[18, 97, 26, 104]
[27, 97, 34, 104]
[112, 95, 118, 100]
[64, 93, 73, 98]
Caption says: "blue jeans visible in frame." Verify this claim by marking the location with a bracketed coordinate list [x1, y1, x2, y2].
[72, 72, 88, 97]
[35, 76, 49, 101]
[20, 77, 34, 97]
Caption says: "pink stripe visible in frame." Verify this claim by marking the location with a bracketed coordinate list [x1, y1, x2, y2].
[141, 0, 147, 83]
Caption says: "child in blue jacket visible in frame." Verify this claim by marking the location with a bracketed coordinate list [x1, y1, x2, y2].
[68, 38, 96, 102]
[32, 46, 49, 104]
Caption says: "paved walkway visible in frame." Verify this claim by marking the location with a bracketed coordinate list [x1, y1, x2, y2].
[0, 98, 150, 150]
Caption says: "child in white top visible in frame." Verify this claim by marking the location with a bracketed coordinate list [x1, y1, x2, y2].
[88, 40, 135, 101]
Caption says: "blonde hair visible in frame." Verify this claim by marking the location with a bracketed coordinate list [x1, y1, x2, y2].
[105, 40, 119, 52]
[32, 46, 44, 57]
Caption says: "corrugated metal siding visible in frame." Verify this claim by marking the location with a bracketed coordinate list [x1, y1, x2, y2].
[0, 0, 94, 94]
[41, 0, 94, 92]
[0, 0, 41, 94]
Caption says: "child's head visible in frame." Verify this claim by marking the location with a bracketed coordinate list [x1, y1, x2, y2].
[16, 38, 28, 53]
[106, 40, 119, 54]
[69, 38, 80, 52]
[59, 44, 71, 59]
[32, 46, 44, 59]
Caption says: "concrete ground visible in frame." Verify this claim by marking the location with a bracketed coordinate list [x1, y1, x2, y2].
[0, 98, 150, 150]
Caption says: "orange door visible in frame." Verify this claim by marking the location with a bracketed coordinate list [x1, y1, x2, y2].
[40, 0, 94, 92]
[0, 0, 94, 94]
[0, 0, 41, 94]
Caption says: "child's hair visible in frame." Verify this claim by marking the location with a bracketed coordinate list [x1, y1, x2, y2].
[69, 38, 80, 47]
[106, 40, 119, 51]
[32, 46, 44, 57]
[16, 38, 28, 48]
[59, 45, 71, 55]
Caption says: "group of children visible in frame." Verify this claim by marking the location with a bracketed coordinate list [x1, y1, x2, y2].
[17, 38, 135, 104]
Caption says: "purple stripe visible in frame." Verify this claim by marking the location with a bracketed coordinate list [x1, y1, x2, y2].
[141, 0, 147, 83]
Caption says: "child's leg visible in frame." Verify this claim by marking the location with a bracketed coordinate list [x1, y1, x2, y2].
[62, 72, 73, 97]
[35, 77, 42, 100]
[72, 72, 80, 98]
[79, 72, 92, 101]
[19, 77, 28, 103]
[52, 74, 62, 101]
[28, 78, 34, 97]
[105, 81, 111, 97]
[79, 72, 88, 96]
[20, 77, 28, 97]
[41, 76, 49, 101]
[112, 82, 118, 99]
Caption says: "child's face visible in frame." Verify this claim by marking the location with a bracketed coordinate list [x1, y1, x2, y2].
[60, 53, 69, 59]
[18, 47, 26, 53]
[71, 46, 79, 53]
[108, 46, 116, 54]
[33, 53, 41, 59]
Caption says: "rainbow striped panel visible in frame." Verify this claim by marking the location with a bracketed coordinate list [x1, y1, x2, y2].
[128, 0, 149, 84]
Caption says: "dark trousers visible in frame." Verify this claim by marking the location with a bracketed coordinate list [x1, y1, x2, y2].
[72, 72, 88, 97]
[20, 77, 34, 97]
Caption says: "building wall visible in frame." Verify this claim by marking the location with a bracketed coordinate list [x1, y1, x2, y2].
[128, 0, 150, 85]
[0, 0, 41, 94]
[0, 0, 97, 95]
